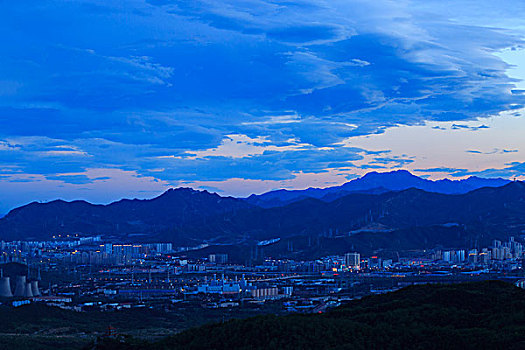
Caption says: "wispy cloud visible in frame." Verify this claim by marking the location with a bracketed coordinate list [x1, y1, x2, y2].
[466, 148, 519, 155]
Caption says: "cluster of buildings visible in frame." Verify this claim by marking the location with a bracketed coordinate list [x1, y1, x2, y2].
[63, 242, 173, 265]
[0, 237, 102, 263]
[431, 237, 524, 267]
[0, 239, 174, 266]
[1, 233, 525, 315]
[194, 274, 292, 300]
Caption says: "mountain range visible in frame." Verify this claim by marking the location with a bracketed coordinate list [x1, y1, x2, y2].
[0, 187, 249, 242]
[0, 171, 522, 258]
[245, 170, 510, 207]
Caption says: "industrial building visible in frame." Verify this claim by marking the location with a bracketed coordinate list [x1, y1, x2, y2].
[0, 269, 41, 299]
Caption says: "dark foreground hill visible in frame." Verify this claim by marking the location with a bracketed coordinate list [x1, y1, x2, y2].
[94, 281, 525, 350]
[0, 297, 282, 350]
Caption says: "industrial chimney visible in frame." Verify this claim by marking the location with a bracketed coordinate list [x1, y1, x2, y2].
[24, 282, 33, 298]
[14, 275, 26, 297]
[0, 277, 13, 297]
[31, 281, 41, 297]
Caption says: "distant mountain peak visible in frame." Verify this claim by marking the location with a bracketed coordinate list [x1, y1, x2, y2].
[362, 169, 414, 177]
[162, 187, 198, 194]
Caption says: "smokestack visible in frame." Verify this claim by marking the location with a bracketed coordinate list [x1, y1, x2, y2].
[24, 282, 33, 298]
[14, 276, 26, 297]
[0, 277, 13, 297]
[31, 281, 41, 297]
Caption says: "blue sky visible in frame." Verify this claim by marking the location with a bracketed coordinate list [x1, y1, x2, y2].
[1, 0, 525, 212]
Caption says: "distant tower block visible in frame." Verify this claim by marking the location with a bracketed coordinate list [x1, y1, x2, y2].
[24, 282, 33, 298]
[0, 277, 13, 297]
[14, 276, 26, 297]
[31, 281, 41, 297]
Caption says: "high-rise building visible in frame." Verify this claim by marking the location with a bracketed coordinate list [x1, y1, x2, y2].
[209, 253, 228, 264]
[468, 249, 478, 263]
[480, 248, 491, 263]
[368, 256, 381, 268]
[443, 251, 452, 262]
[456, 250, 466, 262]
[102, 243, 112, 254]
[345, 252, 360, 269]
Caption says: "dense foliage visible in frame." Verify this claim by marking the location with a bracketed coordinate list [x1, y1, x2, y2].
[0, 297, 283, 349]
[94, 281, 525, 350]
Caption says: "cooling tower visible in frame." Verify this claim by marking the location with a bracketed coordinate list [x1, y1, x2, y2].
[0, 277, 13, 297]
[24, 282, 33, 298]
[14, 276, 26, 297]
[31, 281, 41, 297]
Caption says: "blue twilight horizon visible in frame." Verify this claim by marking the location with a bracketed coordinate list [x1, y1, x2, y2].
[1, 0, 525, 213]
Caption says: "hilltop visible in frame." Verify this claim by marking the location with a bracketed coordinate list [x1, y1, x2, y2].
[93, 280, 525, 350]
